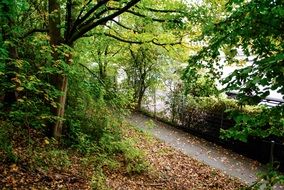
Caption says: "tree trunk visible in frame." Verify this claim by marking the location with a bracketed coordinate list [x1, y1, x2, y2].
[48, 0, 66, 139]
[136, 87, 146, 111]
[52, 75, 68, 138]
[153, 87, 156, 119]
[137, 94, 143, 110]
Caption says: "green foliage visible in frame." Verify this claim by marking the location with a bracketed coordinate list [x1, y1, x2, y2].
[0, 1, 196, 188]
[0, 121, 17, 162]
[1, 58, 63, 129]
[245, 164, 284, 190]
[221, 105, 284, 142]
[187, 96, 261, 113]
[33, 148, 71, 171]
[63, 61, 129, 152]
[121, 44, 163, 109]
[57, 57, 149, 176]
[75, 131, 149, 189]
[185, 0, 284, 102]
[183, 72, 219, 97]
[98, 135, 149, 174]
[166, 85, 263, 135]
[125, 147, 149, 174]
[91, 167, 109, 190]
[107, 137, 149, 174]
[183, 0, 284, 144]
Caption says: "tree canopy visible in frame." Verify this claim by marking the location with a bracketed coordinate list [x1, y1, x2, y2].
[0, 0, 191, 138]
[183, 0, 284, 140]
[185, 0, 284, 104]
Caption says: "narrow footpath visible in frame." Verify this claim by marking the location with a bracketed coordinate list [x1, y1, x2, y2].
[127, 112, 264, 185]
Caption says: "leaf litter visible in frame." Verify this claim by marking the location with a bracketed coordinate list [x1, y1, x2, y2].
[105, 122, 245, 190]
[0, 121, 245, 190]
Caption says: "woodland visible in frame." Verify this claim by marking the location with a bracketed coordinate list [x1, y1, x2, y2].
[0, 0, 283, 189]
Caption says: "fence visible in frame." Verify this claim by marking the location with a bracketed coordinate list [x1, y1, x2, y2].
[141, 102, 284, 171]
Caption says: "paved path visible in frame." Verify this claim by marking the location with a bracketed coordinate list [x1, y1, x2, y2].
[127, 112, 264, 185]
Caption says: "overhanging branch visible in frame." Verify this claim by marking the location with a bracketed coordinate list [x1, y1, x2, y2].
[71, 0, 109, 32]
[135, 5, 186, 14]
[82, 31, 184, 47]
[68, 0, 141, 43]
[151, 38, 182, 46]
[111, 19, 139, 33]
[83, 32, 143, 44]
[119, 9, 167, 22]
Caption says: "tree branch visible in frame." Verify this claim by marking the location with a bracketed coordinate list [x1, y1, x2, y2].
[65, 0, 72, 40]
[135, 5, 185, 14]
[76, 8, 109, 33]
[74, 0, 92, 23]
[82, 31, 183, 47]
[20, 28, 49, 39]
[116, 9, 167, 22]
[151, 38, 182, 46]
[69, 0, 141, 43]
[70, 0, 109, 36]
[83, 32, 143, 44]
[111, 19, 139, 33]
[78, 63, 105, 85]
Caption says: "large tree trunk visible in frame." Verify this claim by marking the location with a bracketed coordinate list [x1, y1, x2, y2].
[52, 75, 68, 138]
[48, 0, 66, 139]
[137, 94, 143, 110]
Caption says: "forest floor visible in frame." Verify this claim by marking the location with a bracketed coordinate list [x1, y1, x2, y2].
[0, 119, 245, 190]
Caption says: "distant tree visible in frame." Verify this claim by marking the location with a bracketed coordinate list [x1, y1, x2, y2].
[123, 44, 161, 110]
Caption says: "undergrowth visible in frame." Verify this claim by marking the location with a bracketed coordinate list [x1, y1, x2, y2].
[0, 117, 150, 189]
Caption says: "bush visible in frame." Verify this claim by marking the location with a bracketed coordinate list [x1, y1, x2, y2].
[0, 121, 17, 162]
[32, 148, 71, 171]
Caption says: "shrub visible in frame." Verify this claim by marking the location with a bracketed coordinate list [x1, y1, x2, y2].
[0, 121, 17, 162]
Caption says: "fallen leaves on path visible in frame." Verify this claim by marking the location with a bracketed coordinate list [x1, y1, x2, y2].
[105, 123, 245, 190]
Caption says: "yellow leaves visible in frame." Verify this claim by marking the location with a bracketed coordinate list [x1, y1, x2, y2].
[10, 164, 19, 172]
[44, 139, 50, 145]
[15, 59, 24, 68]
[11, 77, 21, 85]
[16, 86, 24, 92]
[33, 33, 50, 43]
[6, 176, 16, 185]
[107, 0, 118, 8]
[51, 101, 58, 108]
[17, 99, 24, 103]
[41, 45, 49, 50]
[4, 40, 14, 46]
